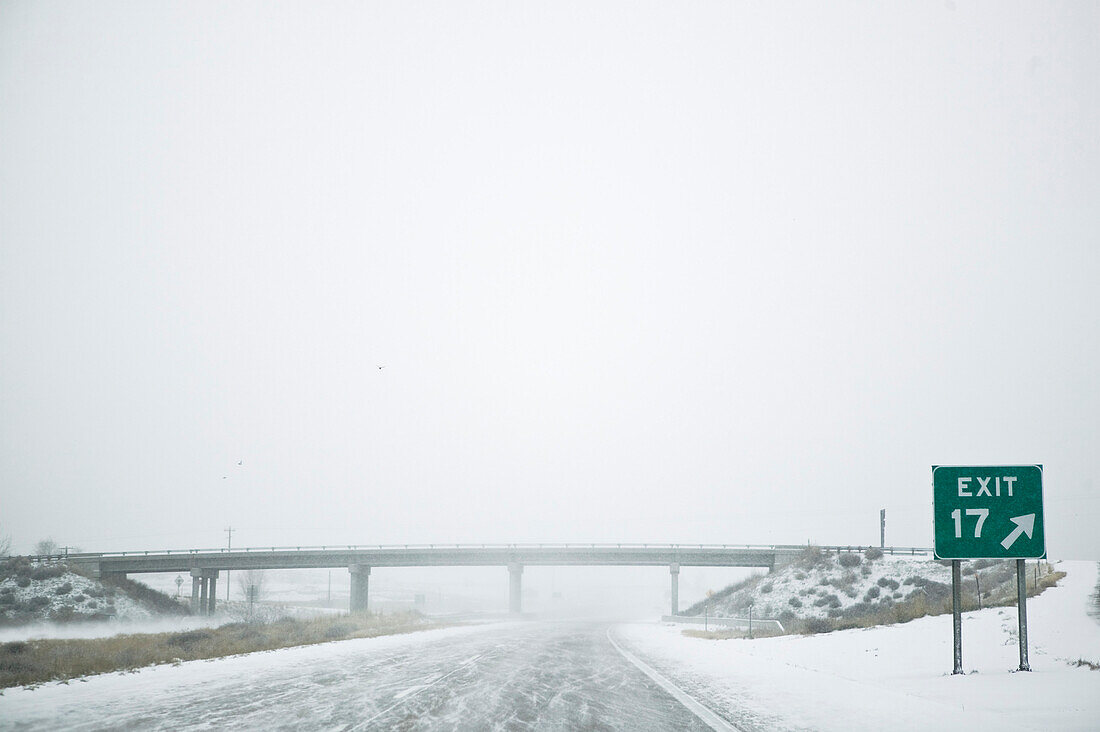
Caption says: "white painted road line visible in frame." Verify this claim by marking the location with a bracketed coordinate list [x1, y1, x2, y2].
[606, 628, 740, 732]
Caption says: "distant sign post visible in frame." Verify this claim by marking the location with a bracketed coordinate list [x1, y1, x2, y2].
[932, 465, 1044, 674]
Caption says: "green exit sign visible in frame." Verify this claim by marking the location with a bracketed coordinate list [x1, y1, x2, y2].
[932, 465, 1045, 560]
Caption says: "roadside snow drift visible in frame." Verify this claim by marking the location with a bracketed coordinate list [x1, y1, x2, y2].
[623, 560, 1100, 731]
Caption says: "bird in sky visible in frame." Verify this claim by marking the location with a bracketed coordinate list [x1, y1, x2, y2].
[237, 460, 243, 466]
[377, 365, 385, 370]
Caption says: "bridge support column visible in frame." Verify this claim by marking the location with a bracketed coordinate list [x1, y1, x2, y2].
[206, 571, 218, 615]
[191, 569, 219, 615]
[508, 563, 523, 614]
[670, 563, 680, 616]
[349, 564, 371, 613]
[190, 569, 202, 613]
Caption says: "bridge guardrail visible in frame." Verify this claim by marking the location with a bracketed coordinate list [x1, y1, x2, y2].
[661, 614, 786, 633]
[23, 543, 933, 561]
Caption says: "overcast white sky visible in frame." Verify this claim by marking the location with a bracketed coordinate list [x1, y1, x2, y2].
[1, 1, 1098, 559]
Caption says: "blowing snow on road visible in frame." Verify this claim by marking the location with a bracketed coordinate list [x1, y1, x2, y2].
[0, 622, 718, 731]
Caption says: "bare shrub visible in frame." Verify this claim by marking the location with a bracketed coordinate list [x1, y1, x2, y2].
[838, 553, 862, 568]
[895, 594, 933, 623]
[796, 545, 826, 569]
[864, 547, 883, 560]
[33, 539, 59, 556]
[904, 577, 950, 605]
[31, 566, 65, 581]
[49, 606, 76, 622]
[1039, 571, 1066, 590]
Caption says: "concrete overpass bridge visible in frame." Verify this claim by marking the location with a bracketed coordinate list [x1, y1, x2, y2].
[55, 543, 931, 616]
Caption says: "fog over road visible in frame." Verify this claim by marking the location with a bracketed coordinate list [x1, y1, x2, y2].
[1, 622, 723, 731]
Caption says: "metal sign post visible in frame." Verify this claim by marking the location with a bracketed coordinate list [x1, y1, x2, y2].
[951, 560, 963, 674]
[1016, 559, 1030, 671]
[933, 465, 1044, 675]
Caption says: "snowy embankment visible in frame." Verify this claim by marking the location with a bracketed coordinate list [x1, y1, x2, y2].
[0, 563, 172, 628]
[683, 547, 1057, 632]
[620, 560, 1100, 732]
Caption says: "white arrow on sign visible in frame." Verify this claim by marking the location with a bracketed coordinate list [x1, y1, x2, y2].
[1001, 514, 1036, 550]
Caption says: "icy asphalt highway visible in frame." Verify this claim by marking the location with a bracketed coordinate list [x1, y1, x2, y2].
[0, 621, 727, 731]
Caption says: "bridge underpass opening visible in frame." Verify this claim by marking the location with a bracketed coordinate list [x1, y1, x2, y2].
[123, 565, 767, 618]
[507, 565, 764, 619]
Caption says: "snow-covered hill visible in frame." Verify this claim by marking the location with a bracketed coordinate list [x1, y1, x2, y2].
[683, 546, 1059, 632]
[0, 558, 187, 626]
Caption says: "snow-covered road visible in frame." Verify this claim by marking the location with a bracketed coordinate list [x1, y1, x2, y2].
[0, 621, 716, 731]
[4, 561, 1099, 730]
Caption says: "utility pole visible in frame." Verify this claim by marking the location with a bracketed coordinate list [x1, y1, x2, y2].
[224, 526, 234, 602]
[880, 509, 886, 549]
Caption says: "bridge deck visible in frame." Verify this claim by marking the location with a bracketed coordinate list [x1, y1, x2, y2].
[55, 543, 930, 574]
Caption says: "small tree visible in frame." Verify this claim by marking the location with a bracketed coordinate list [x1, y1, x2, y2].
[0, 526, 12, 556]
[236, 569, 266, 601]
[34, 538, 60, 556]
